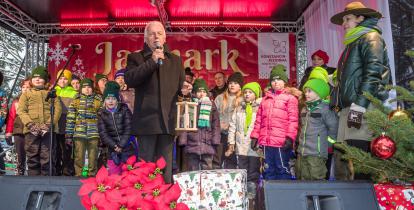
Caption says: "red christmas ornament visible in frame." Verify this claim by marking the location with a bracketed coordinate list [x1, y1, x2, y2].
[370, 135, 396, 159]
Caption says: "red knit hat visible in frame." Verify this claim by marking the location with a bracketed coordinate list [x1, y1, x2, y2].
[311, 50, 329, 64]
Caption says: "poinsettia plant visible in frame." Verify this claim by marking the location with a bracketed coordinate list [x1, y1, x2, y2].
[78, 156, 189, 210]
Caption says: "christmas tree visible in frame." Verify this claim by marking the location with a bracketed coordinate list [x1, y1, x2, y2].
[335, 82, 414, 183]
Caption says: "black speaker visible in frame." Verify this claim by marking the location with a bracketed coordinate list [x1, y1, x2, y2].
[0, 176, 83, 210]
[264, 181, 380, 210]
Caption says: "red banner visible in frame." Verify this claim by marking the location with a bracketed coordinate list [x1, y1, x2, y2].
[48, 33, 296, 88]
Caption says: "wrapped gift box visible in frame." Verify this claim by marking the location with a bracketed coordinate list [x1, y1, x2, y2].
[374, 183, 414, 210]
[174, 169, 248, 210]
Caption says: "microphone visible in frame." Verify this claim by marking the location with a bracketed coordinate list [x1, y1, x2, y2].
[70, 44, 81, 50]
[155, 42, 163, 65]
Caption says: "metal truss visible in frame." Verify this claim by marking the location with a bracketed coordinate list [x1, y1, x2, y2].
[0, 0, 37, 37]
[295, 15, 307, 84]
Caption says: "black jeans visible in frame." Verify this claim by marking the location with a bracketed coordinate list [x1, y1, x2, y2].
[187, 154, 213, 171]
[138, 135, 174, 183]
[238, 155, 260, 183]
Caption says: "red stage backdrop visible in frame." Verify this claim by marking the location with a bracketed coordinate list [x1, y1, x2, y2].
[48, 33, 296, 88]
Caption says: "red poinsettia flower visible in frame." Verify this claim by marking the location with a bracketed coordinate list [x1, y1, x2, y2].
[78, 167, 122, 205]
[144, 183, 172, 201]
[153, 184, 189, 210]
[78, 158, 185, 210]
[121, 155, 137, 172]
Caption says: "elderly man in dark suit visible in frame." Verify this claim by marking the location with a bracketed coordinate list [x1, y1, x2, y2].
[125, 21, 190, 183]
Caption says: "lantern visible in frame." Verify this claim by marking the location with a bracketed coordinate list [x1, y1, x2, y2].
[176, 101, 198, 132]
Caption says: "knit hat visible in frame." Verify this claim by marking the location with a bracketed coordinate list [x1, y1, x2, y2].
[228, 72, 244, 86]
[95, 73, 108, 82]
[303, 79, 330, 99]
[57, 69, 72, 82]
[103, 81, 121, 100]
[185, 67, 194, 77]
[193, 78, 208, 92]
[31, 66, 49, 81]
[114, 69, 127, 79]
[242, 82, 262, 98]
[269, 64, 288, 83]
[72, 74, 80, 81]
[309, 66, 329, 83]
[312, 50, 329, 64]
[80, 78, 93, 88]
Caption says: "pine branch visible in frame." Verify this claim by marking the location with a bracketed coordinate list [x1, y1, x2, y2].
[363, 92, 391, 113]
[335, 143, 414, 182]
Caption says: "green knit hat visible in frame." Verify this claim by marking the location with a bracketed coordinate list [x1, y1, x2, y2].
[242, 82, 262, 98]
[80, 78, 93, 88]
[31, 66, 49, 81]
[193, 78, 208, 92]
[309, 66, 329, 83]
[303, 79, 330, 99]
[103, 81, 121, 100]
[95, 73, 108, 82]
[269, 64, 288, 83]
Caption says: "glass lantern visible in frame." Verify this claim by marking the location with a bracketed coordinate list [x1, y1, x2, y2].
[176, 101, 198, 132]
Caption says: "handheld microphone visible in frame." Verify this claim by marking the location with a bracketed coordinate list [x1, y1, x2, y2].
[70, 44, 82, 50]
[155, 42, 163, 65]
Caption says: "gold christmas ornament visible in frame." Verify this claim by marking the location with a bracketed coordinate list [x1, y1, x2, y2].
[388, 105, 410, 120]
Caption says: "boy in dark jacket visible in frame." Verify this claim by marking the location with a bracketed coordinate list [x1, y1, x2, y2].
[97, 81, 133, 175]
[296, 79, 338, 180]
[179, 79, 220, 171]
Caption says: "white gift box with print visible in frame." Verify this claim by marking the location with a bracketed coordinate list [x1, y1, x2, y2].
[174, 169, 248, 210]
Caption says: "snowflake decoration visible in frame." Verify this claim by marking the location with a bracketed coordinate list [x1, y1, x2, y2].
[240, 36, 247, 44]
[72, 56, 86, 79]
[48, 43, 68, 67]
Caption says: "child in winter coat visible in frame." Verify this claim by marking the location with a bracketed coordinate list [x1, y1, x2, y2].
[226, 82, 262, 198]
[17, 66, 62, 176]
[5, 78, 31, 175]
[55, 69, 78, 176]
[296, 79, 338, 180]
[66, 78, 102, 177]
[214, 72, 244, 169]
[250, 64, 300, 180]
[179, 79, 220, 171]
[97, 81, 133, 175]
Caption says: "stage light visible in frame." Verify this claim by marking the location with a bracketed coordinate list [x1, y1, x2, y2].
[60, 22, 109, 28]
[222, 21, 272, 27]
[115, 21, 149, 26]
[170, 21, 220, 26]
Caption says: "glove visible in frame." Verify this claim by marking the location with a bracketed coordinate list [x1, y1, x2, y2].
[5, 136, 13, 146]
[39, 124, 50, 136]
[347, 103, 366, 129]
[282, 137, 293, 151]
[27, 122, 40, 136]
[225, 144, 235, 157]
[251, 138, 259, 151]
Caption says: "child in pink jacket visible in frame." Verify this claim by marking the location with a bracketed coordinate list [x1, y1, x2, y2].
[250, 64, 300, 180]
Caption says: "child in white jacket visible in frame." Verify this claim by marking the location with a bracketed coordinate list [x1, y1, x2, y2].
[226, 82, 262, 199]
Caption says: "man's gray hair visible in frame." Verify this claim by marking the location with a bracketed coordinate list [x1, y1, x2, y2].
[144, 21, 166, 43]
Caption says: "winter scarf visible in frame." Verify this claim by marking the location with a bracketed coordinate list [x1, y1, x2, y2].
[305, 99, 322, 112]
[195, 96, 212, 128]
[244, 102, 252, 135]
[343, 25, 376, 45]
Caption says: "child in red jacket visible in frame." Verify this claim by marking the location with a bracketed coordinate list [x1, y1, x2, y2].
[250, 64, 301, 180]
[5, 78, 31, 175]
